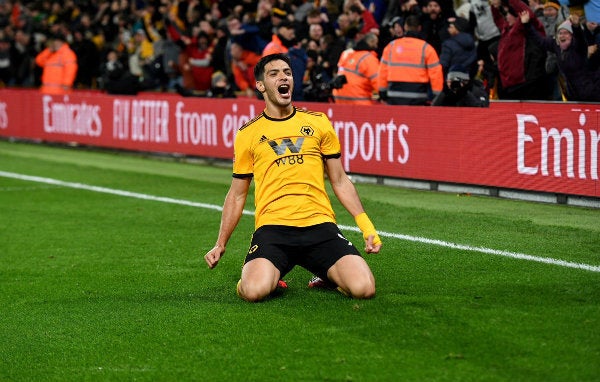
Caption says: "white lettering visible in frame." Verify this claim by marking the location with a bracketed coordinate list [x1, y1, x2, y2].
[541, 127, 574, 178]
[518, 112, 599, 180]
[42, 95, 102, 137]
[113, 99, 129, 140]
[359, 122, 374, 161]
[331, 109, 410, 171]
[175, 101, 217, 145]
[0, 102, 7, 129]
[222, 103, 255, 148]
[397, 123, 409, 164]
[517, 114, 538, 175]
[131, 100, 169, 143]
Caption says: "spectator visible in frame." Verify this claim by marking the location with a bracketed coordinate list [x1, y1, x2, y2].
[263, 20, 297, 56]
[420, 0, 455, 55]
[317, 33, 344, 78]
[9, 29, 35, 86]
[206, 71, 236, 98]
[271, 5, 294, 29]
[382, 0, 421, 27]
[363, 0, 388, 25]
[346, 1, 380, 39]
[153, 28, 182, 91]
[262, 20, 307, 101]
[226, 14, 268, 55]
[0, 35, 11, 86]
[558, 0, 600, 25]
[334, 11, 356, 45]
[439, 16, 477, 77]
[333, 32, 379, 104]
[302, 48, 332, 102]
[490, 0, 551, 100]
[539, 0, 569, 36]
[230, 42, 260, 97]
[179, 31, 213, 91]
[210, 23, 230, 75]
[538, 0, 569, 100]
[297, 7, 335, 42]
[100, 49, 139, 95]
[176, 70, 236, 98]
[524, 13, 600, 102]
[34, 32, 78, 95]
[128, 29, 154, 80]
[378, 15, 443, 105]
[255, 0, 274, 44]
[583, 17, 600, 70]
[468, 0, 501, 92]
[71, 28, 101, 89]
[432, 64, 489, 106]
[306, 23, 325, 48]
[380, 15, 405, 49]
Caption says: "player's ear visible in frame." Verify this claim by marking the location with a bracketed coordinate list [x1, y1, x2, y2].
[256, 80, 265, 93]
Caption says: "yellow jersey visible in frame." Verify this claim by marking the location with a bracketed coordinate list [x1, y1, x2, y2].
[233, 107, 341, 229]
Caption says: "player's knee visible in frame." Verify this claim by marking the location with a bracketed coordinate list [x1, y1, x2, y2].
[238, 281, 271, 302]
[349, 280, 376, 299]
[344, 277, 375, 299]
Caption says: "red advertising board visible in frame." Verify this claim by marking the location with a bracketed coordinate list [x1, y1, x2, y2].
[0, 88, 598, 197]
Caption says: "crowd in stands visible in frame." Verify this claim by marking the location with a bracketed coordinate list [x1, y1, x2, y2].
[0, 0, 598, 104]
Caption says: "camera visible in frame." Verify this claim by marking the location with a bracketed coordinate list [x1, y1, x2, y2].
[303, 74, 347, 102]
[450, 79, 463, 90]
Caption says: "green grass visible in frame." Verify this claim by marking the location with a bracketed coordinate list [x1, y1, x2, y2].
[1, 140, 599, 381]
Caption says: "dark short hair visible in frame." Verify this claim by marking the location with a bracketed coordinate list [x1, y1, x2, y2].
[254, 53, 292, 81]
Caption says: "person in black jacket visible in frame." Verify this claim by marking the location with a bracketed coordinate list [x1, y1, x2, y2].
[432, 64, 489, 107]
[523, 12, 600, 102]
[100, 49, 140, 95]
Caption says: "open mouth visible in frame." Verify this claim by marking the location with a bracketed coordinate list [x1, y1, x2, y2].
[278, 84, 290, 96]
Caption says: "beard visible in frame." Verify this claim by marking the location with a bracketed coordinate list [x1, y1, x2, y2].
[278, 34, 297, 48]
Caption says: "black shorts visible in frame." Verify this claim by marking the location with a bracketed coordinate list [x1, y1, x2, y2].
[244, 222, 362, 280]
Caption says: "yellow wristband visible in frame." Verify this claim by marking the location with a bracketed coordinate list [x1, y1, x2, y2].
[354, 212, 382, 246]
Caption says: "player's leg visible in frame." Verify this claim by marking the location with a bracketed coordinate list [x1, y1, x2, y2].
[327, 255, 375, 299]
[238, 258, 280, 302]
[301, 223, 375, 299]
[238, 225, 291, 302]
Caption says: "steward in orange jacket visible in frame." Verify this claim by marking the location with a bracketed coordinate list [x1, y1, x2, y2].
[262, 21, 296, 56]
[35, 33, 78, 95]
[333, 33, 380, 105]
[378, 15, 443, 105]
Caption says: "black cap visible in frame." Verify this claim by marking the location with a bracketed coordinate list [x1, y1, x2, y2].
[388, 16, 404, 28]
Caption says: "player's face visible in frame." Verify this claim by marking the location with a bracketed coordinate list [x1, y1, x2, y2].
[257, 59, 294, 108]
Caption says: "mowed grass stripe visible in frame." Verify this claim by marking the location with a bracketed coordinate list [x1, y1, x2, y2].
[2, 170, 598, 273]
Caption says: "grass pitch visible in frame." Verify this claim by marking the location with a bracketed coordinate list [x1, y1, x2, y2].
[1, 140, 599, 381]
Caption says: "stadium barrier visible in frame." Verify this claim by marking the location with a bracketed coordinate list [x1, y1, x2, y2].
[1, 88, 598, 205]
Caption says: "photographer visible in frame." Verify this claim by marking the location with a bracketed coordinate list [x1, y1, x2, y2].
[100, 49, 140, 95]
[303, 49, 347, 103]
[432, 65, 489, 107]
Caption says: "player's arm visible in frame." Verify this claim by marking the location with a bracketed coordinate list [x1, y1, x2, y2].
[204, 176, 251, 268]
[325, 157, 382, 253]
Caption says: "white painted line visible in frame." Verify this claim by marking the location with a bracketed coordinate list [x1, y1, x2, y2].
[1, 170, 599, 273]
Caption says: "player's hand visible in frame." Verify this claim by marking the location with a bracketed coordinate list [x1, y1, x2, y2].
[204, 244, 225, 269]
[365, 234, 382, 254]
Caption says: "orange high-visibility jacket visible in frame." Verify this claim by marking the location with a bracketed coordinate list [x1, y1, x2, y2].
[333, 49, 379, 105]
[35, 43, 78, 95]
[378, 36, 443, 105]
[232, 49, 261, 91]
[262, 35, 288, 56]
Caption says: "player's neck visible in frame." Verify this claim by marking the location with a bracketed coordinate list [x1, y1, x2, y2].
[264, 104, 294, 119]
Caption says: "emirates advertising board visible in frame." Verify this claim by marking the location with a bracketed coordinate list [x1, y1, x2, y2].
[0, 88, 598, 197]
